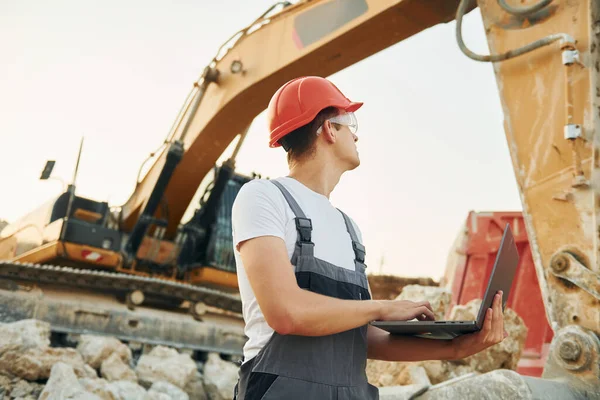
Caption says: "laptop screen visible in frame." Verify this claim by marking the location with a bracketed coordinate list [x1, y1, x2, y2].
[475, 224, 520, 328]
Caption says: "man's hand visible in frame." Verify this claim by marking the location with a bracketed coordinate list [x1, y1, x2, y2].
[377, 300, 436, 322]
[452, 291, 508, 359]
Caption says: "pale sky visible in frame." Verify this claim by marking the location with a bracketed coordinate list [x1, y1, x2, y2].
[0, 0, 522, 280]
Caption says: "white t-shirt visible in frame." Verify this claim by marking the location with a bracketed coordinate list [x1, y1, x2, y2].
[231, 176, 364, 361]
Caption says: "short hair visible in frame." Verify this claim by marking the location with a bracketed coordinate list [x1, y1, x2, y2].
[279, 107, 339, 164]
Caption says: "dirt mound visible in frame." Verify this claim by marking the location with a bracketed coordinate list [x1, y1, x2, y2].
[367, 275, 438, 300]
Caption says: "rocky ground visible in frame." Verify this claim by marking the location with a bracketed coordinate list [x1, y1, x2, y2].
[0, 281, 527, 399]
[0, 320, 240, 400]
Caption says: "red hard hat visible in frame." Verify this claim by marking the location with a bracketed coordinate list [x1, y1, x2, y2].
[267, 76, 363, 148]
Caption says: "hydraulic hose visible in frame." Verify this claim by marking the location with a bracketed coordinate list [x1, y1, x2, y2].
[456, 0, 573, 62]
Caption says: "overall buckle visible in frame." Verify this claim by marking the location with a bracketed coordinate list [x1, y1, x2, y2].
[295, 217, 313, 243]
[352, 241, 366, 264]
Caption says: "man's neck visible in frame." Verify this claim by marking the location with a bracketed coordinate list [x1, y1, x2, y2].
[288, 157, 344, 199]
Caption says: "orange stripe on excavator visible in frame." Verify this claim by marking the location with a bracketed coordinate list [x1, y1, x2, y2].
[189, 267, 239, 290]
[12, 241, 122, 269]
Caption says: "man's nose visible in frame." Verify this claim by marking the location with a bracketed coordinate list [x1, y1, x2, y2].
[353, 133, 358, 142]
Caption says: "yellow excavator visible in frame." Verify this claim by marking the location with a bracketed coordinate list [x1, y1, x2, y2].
[0, 0, 598, 397]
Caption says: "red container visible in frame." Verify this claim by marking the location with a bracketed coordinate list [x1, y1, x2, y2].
[443, 211, 553, 377]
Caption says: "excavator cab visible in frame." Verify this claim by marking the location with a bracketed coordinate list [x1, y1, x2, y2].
[177, 165, 256, 291]
[0, 188, 123, 269]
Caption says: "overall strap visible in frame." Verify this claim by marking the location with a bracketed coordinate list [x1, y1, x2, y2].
[271, 180, 314, 257]
[338, 209, 366, 267]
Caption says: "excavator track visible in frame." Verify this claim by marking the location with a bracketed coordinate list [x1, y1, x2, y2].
[0, 261, 242, 313]
[0, 261, 246, 355]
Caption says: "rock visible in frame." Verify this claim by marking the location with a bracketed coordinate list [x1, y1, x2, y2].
[1, 347, 92, 381]
[135, 346, 196, 390]
[418, 360, 474, 385]
[397, 285, 452, 321]
[366, 360, 411, 387]
[417, 370, 531, 399]
[79, 378, 115, 400]
[9, 379, 45, 399]
[77, 336, 132, 370]
[366, 359, 468, 388]
[0, 375, 11, 397]
[409, 365, 431, 386]
[0, 329, 22, 358]
[84, 364, 98, 378]
[0, 320, 51, 350]
[183, 371, 208, 400]
[202, 353, 239, 400]
[368, 275, 439, 300]
[379, 383, 430, 400]
[145, 393, 171, 400]
[0, 320, 52, 368]
[106, 381, 147, 400]
[449, 299, 528, 373]
[38, 362, 102, 400]
[148, 381, 189, 400]
[101, 353, 137, 382]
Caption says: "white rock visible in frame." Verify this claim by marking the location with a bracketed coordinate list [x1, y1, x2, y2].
[1, 347, 92, 381]
[202, 354, 239, 400]
[417, 370, 532, 399]
[38, 362, 102, 400]
[84, 364, 98, 378]
[79, 378, 116, 400]
[145, 392, 172, 400]
[101, 352, 137, 382]
[135, 346, 197, 389]
[145, 346, 176, 358]
[0, 375, 11, 397]
[0, 319, 51, 349]
[183, 371, 207, 400]
[379, 383, 431, 400]
[397, 285, 452, 321]
[106, 381, 147, 400]
[8, 378, 45, 399]
[0, 329, 23, 359]
[77, 335, 132, 369]
[148, 381, 189, 400]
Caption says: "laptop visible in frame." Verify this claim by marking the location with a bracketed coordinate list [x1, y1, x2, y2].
[370, 224, 519, 340]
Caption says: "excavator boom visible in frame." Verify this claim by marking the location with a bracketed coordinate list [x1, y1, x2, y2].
[119, 0, 473, 237]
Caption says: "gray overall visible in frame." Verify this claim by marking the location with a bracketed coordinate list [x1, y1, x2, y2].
[234, 180, 379, 400]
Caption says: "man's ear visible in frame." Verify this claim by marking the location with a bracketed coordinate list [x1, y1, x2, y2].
[321, 120, 337, 144]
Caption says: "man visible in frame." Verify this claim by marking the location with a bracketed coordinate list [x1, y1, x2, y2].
[232, 76, 507, 399]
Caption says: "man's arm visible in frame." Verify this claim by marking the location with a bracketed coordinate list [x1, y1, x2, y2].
[367, 325, 456, 361]
[367, 291, 508, 361]
[239, 235, 436, 337]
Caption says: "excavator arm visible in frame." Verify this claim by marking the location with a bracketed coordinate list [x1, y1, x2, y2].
[119, 0, 474, 238]
[470, 0, 600, 393]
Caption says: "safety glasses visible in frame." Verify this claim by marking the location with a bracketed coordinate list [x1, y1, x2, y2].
[316, 112, 358, 135]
